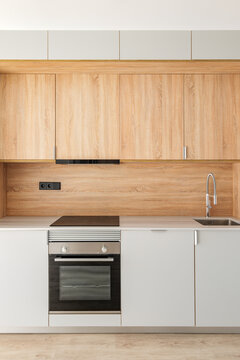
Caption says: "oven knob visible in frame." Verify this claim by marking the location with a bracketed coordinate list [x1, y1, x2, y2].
[101, 245, 108, 253]
[61, 246, 68, 254]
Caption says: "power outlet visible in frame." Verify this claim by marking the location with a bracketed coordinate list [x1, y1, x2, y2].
[39, 182, 61, 190]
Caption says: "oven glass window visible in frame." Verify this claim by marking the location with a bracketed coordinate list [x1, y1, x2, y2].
[59, 266, 111, 301]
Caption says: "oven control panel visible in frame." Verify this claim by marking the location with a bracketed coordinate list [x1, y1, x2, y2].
[49, 241, 120, 255]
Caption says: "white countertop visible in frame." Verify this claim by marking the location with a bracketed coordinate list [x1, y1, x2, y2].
[0, 216, 239, 230]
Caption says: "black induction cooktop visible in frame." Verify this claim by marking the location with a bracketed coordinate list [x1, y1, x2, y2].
[50, 216, 120, 227]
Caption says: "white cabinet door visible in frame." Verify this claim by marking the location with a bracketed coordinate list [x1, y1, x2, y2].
[196, 230, 240, 326]
[121, 230, 194, 326]
[0, 31, 47, 59]
[192, 31, 240, 59]
[120, 31, 191, 60]
[0, 231, 48, 327]
[49, 31, 119, 59]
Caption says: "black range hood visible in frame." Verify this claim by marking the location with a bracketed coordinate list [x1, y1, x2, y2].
[56, 159, 120, 164]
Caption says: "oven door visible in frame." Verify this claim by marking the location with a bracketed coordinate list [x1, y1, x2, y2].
[49, 254, 120, 312]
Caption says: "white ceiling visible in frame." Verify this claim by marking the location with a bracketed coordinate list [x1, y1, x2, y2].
[0, 0, 240, 30]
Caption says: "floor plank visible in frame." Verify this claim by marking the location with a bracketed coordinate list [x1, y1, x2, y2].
[0, 334, 240, 360]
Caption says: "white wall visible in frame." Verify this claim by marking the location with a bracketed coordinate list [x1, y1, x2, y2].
[0, 0, 240, 30]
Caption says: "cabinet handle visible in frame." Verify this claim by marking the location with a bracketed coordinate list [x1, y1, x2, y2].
[194, 230, 198, 246]
[183, 146, 187, 160]
[151, 230, 167, 232]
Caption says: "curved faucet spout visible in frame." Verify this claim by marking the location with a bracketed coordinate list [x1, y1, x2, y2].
[206, 173, 217, 217]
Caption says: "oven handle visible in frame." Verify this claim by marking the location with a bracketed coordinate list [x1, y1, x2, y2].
[54, 257, 114, 262]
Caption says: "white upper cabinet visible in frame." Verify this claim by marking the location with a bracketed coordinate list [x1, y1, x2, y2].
[2, 30, 240, 61]
[0, 31, 47, 59]
[120, 31, 191, 60]
[192, 31, 240, 59]
[49, 31, 119, 59]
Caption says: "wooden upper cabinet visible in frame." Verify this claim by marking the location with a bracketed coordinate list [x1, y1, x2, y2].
[120, 75, 183, 159]
[56, 74, 120, 159]
[184, 74, 240, 160]
[0, 74, 55, 160]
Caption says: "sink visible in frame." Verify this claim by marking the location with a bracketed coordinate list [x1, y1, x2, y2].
[194, 218, 240, 226]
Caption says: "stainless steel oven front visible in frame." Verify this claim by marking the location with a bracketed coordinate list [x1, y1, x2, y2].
[49, 240, 120, 313]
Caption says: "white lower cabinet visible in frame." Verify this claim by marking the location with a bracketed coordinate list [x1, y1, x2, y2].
[1, 227, 240, 330]
[196, 230, 240, 327]
[121, 230, 194, 326]
[0, 231, 48, 327]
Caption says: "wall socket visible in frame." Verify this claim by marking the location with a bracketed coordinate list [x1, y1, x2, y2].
[39, 182, 61, 190]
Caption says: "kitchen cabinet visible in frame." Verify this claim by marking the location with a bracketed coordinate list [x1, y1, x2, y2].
[0, 231, 48, 327]
[184, 74, 240, 159]
[0, 31, 47, 59]
[0, 74, 55, 160]
[120, 75, 183, 159]
[56, 74, 120, 159]
[49, 31, 119, 60]
[196, 230, 240, 327]
[192, 31, 240, 59]
[121, 230, 194, 326]
[120, 31, 191, 60]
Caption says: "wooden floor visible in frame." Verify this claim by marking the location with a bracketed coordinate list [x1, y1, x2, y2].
[0, 334, 240, 360]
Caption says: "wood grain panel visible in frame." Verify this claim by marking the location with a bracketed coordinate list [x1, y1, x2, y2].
[0, 164, 3, 218]
[120, 75, 183, 159]
[233, 163, 240, 218]
[56, 74, 119, 159]
[0, 163, 6, 217]
[1, 60, 240, 74]
[184, 74, 240, 160]
[6, 162, 232, 217]
[0, 74, 55, 160]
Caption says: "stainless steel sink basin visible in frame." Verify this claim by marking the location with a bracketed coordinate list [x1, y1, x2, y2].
[194, 218, 240, 226]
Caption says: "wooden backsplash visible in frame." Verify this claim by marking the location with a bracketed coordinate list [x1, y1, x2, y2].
[233, 163, 240, 218]
[0, 163, 6, 217]
[6, 162, 233, 217]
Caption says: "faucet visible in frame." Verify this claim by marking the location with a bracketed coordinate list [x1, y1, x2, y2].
[206, 173, 217, 217]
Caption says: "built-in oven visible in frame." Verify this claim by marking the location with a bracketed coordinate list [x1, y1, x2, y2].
[49, 241, 120, 313]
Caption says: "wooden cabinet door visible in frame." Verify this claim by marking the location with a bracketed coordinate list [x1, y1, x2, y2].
[120, 75, 183, 159]
[0, 74, 55, 160]
[121, 230, 194, 326]
[0, 231, 48, 327]
[184, 74, 240, 159]
[196, 230, 240, 326]
[56, 74, 120, 159]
